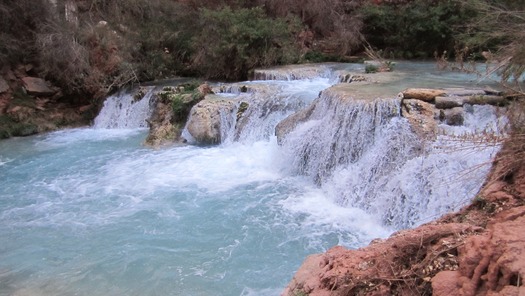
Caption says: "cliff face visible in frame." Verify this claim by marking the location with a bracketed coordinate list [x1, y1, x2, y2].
[283, 137, 525, 296]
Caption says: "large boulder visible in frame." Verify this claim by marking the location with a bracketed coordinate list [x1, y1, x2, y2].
[185, 99, 236, 145]
[21, 77, 56, 96]
[442, 107, 464, 126]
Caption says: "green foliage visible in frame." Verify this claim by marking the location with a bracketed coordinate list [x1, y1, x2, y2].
[360, 0, 478, 58]
[365, 64, 379, 74]
[191, 6, 300, 81]
[0, 115, 38, 138]
[301, 51, 361, 63]
[236, 101, 249, 120]
[158, 82, 204, 123]
[0, 0, 50, 65]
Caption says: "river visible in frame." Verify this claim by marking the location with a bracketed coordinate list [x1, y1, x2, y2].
[0, 62, 505, 295]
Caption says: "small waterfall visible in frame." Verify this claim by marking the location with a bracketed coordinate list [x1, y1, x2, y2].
[281, 89, 413, 185]
[253, 65, 333, 81]
[185, 79, 331, 144]
[281, 88, 503, 229]
[233, 91, 315, 143]
[94, 87, 155, 129]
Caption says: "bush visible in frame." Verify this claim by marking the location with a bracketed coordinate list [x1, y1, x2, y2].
[359, 0, 477, 58]
[0, 0, 51, 65]
[258, 0, 364, 56]
[191, 6, 301, 81]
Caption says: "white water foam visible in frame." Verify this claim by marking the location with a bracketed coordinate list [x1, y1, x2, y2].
[281, 90, 504, 228]
[213, 79, 332, 144]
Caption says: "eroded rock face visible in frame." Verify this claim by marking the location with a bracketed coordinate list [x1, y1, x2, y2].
[185, 99, 236, 145]
[145, 100, 178, 147]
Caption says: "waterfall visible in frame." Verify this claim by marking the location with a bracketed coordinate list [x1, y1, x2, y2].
[94, 87, 155, 129]
[93, 63, 505, 229]
[231, 85, 322, 143]
[253, 65, 333, 81]
[184, 79, 332, 144]
[280, 88, 504, 229]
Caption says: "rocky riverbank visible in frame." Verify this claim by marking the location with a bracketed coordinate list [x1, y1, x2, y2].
[0, 65, 96, 139]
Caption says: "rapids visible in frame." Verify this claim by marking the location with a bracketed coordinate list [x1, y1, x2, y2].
[0, 62, 505, 295]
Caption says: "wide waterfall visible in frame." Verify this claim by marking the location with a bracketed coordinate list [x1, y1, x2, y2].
[280, 87, 504, 228]
[0, 62, 505, 295]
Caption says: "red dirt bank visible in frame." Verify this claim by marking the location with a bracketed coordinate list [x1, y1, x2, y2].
[284, 139, 525, 296]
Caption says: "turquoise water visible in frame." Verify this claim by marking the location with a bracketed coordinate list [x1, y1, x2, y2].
[0, 128, 388, 296]
[0, 62, 505, 295]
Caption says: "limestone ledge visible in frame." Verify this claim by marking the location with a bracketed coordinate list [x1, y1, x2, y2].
[276, 83, 509, 144]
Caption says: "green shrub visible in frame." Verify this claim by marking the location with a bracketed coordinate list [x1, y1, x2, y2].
[191, 6, 300, 81]
[365, 64, 379, 73]
[359, 0, 478, 58]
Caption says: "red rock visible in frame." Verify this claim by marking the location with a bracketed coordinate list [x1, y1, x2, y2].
[21, 77, 56, 96]
[432, 271, 461, 296]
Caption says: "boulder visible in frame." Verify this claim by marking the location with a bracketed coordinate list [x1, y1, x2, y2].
[466, 95, 507, 106]
[197, 83, 213, 96]
[185, 99, 236, 145]
[402, 88, 446, 102]
[21, 77, 56, 96]
[435, 94, 506, 108]
[0, 77, 9, 93]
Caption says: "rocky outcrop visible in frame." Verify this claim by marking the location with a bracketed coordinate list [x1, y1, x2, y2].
[185, 98, 236, 145]
[283, 138, 525, 296]
[399, 87, 510, 139]
[401, 99, 439, 138]
[277, 86, 508, 145]
[0, 65, 93, 139]
[144, 83, 207, 147]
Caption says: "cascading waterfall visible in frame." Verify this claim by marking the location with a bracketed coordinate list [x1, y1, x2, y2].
[280, 87, 504, 228]
[94, 86, 155, 129]
[281, 90, 415, 185]
[1, 62, 508, 296]
[191, 79, 332, 144]
[95, 65, 504, 229]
